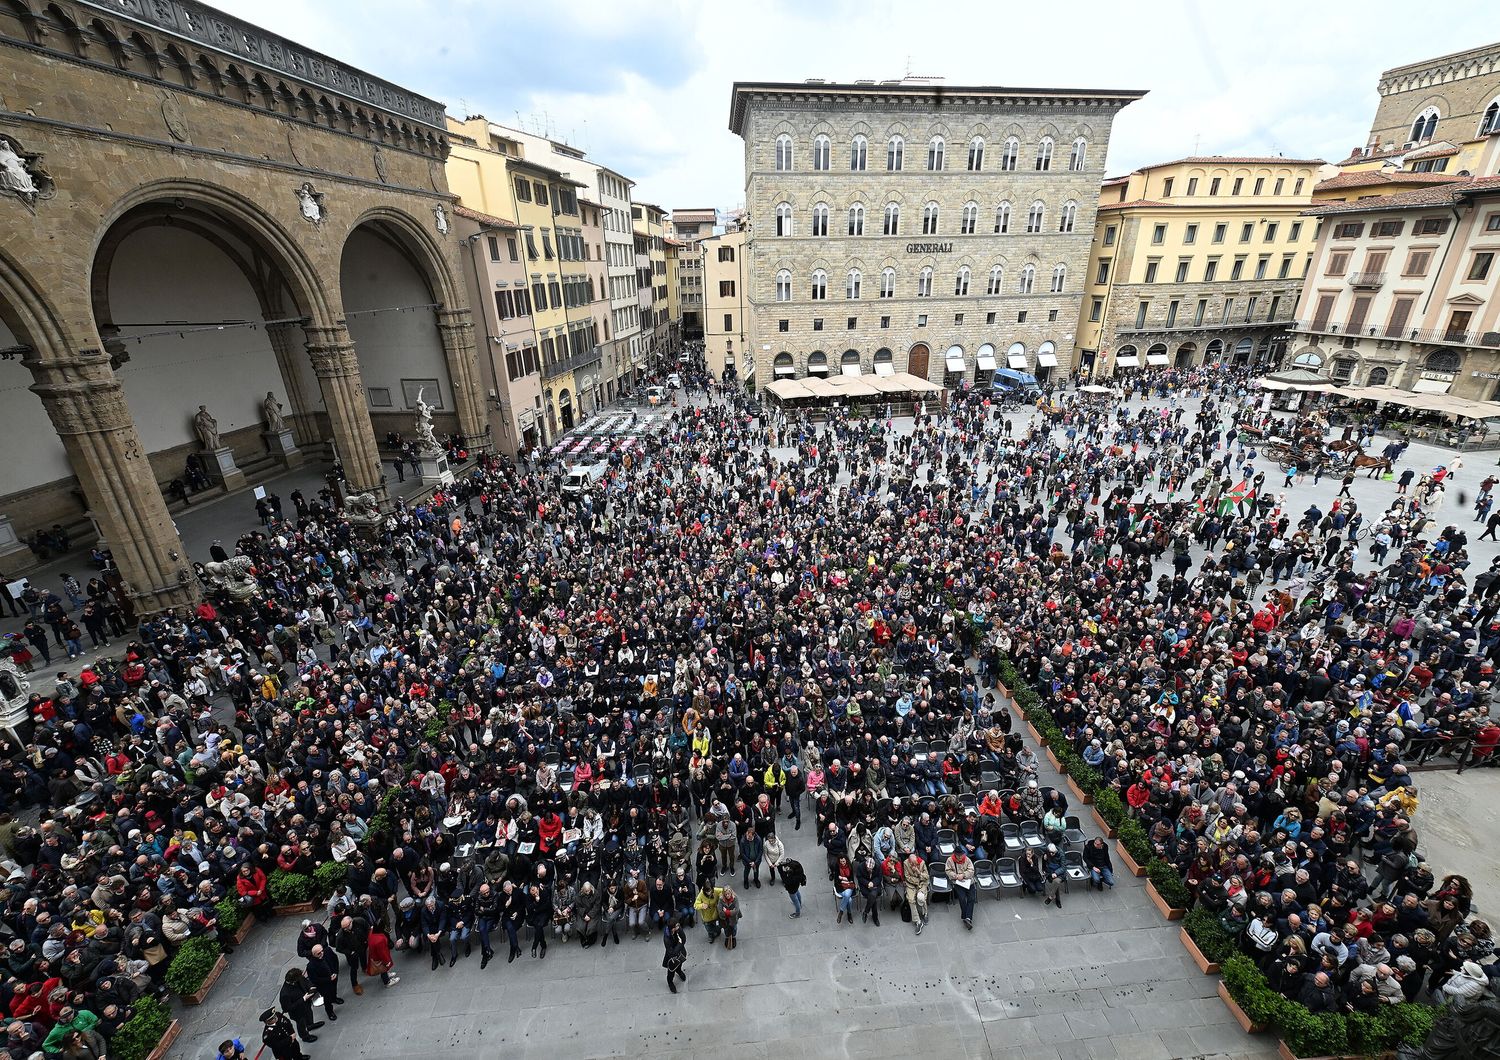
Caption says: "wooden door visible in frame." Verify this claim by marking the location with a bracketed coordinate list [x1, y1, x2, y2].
[907, 343, 930, 380]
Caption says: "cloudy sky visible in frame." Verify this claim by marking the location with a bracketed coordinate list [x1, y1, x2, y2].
[220, 0, 1493, 212]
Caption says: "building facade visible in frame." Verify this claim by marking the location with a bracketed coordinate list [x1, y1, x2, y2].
[729, 79, 1143, 386]
[670, 209, 718, 339]
[703, 229, 748, 381]
[1366, 42, 1500, 159]
[1076, 157, 1327, 377]
[1289, 178, 1500, 398]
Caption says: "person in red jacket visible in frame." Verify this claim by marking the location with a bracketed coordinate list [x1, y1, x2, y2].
[236, 863, 272, 921]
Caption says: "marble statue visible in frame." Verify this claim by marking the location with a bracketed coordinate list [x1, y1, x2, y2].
[0, 141, 38, 200]
[344, 492, 382, 525]
[202, 556, 257, 599]
[262, 391, 286, 432]
[193, 405, 220, 450]
[414, 387, 440, 453]
[296, 182, 323, 224]
[434, 203, 449, 235]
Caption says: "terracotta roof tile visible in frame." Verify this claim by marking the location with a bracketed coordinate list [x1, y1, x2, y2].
[1304, 176, 1500, 215]
[1150, 155, 1326, 168]
[1405, 143, 1459, 160]
[1096, 199, 1171, 211]
[453, 204, 518, 229]
[1315, 170, 1462, 191]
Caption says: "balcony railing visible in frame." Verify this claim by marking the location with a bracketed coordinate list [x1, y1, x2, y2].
[1347, 272, 1385, 289]
[541, 345, 603, 379]
[1116, 315, 1295, 336]
[1292, 319, 1500, 348]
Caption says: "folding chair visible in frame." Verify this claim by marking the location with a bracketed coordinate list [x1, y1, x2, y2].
[632, 762, 652, 786]
[978, 769, 1002, 792]
[557, 765, 577, 794]
[958, 793, 977, 814]
[1063, 850, 1088, 894]
[542, 750, 561, 769]
[1063, 815, 1087, 850]
[928, 860, 953, 903]
[995, 857, 1022, 897]
[937, 828, 957, 857]
[974, 858, 1000, 901]
[1019, 820, 1046, 850]
[1001, 822, 1023, 855]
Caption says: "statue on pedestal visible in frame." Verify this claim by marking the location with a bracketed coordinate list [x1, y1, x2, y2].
[262, 392, 286, 433]
[193, 405, 220, 450]
[413, 387, 440, 454]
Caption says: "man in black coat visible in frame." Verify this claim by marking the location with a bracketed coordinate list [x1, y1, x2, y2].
[304, 942, 344, 1019]
[259, 1008, 308, 1060]
[332, 913, 370, 995]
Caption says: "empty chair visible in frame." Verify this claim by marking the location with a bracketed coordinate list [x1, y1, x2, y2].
[928, 860, 953, 903]
[937, 828, 958, 857]
[1019, 820, 1046, 849]
[558, 765, 577, 793]
[1001, 822, 1023, 854]
[1064, 815, 1086, 849]
[978, 769, 1001, 791]
[542, 750, 561, 769]
[453, 829, 478, 863]
[632, 761, 652, 785]
[958, 793, 977, 814]
[995, 857, 1022, 896]
[974, 858, 1000, 900]
[1063, 850, 1088, 893]
[910, 740, 929, 759]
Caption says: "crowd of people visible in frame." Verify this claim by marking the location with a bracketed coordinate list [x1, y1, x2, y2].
[0, 366, 1494, 1060]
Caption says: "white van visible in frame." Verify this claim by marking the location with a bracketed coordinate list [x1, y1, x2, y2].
[561, 463, 607, 497]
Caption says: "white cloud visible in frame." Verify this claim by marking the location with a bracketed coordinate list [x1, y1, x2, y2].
[214, 0, 1496, 208]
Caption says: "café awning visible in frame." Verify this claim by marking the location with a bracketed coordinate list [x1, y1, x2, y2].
[1146, 353, 1169, 366]
[976, 344, 997, 371]
[1115, 355, 1140, 368]
[945, 347, 965, 372]
[1007, 352, 1028, 369]
[1036, 350, 1058, 368]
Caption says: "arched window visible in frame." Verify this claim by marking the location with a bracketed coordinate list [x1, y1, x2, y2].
[775, 134, 793, 171]
[812, 134, 831, 171]
[774, 351, 795, 376]
[775, 202, 793, 237]
[841, 349, 862, 375]
[954, 265, 971, 296]
[1059, 200, 1078, 233]
[994, 201, 1011, 234]
[883, 202, 900, 236]
[986, 265, 1003, 295]
[887, 135, 904, 171]
[1069, 137, 1087, 171]
[1481, 100, 1500, 137]
[1426, 348, 1461, 374]
[1019, 263, 1035, 295]
[967, 136, 985, 171]
[846, 268, 862, 300]
[1026, 200, 1045, 233]
[927, 135, 945, 171]
[1410, 107, 1439, 143]
[1000, 137, 1019, 171]
[1367, 366, 1389, 386]
[1035, 136, 1054, 171]
[880, 267, 895, 299]
[917, 266, 933, 298]
[922, 201, 940, 235]
[810, 269, 827, 300]
[775, 269, 792, 302]
[850, 134, 868, 171]
[960, 201, 978, 235]
[1292, 348, 1323, 369]
[811, 202, 829, 237]
[847, 204, 865, 236]
[807, 350, 829, 376]
[1051, 264, 1066, 293]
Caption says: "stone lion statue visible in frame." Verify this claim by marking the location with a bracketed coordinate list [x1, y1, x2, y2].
[344, 492, 382, 524]
[202, 556, 257, 599]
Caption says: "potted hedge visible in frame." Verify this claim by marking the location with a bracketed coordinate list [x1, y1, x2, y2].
[1065, 757, 1099, 805]
[164, 935, 226, 1005]
[1218, 955, 1272, 1033]
[1091, 788, 1122, 839]
[313, 860, 350, 901]
[110, 995, 179, 1060]
[1179, 905, 1235, 974]
[1115, 818, 1150, 877]
[270, 868, 316, 915]
[1144, 859, 1189, 921]
[215, 896, 254, 945]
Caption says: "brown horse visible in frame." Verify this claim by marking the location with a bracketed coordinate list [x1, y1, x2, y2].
[1352, 453, 1391, 478]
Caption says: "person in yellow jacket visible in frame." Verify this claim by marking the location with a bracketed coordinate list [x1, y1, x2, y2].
[693, 881, 723, 943]
[690, 728, 711, 759]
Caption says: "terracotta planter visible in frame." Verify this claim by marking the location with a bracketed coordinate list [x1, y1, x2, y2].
[275, 901, 317, 917]
[1026, 721, 1047, 748]
[1274, 1041, 1373, 1060]
[181, 954, 228, 1006]
[1178, 926, 1221, 974]
[1146, 880, 1186, 921]
[232, 915, 255, 945]
[147, 1020, 183, 1060]
[1115, 840, 1147, 878]
[1217, 980, 1266, 1034]
[1065, 775, 1094, 805]
[1044, 747, 1064, 773]
[1090, 807, 1118, 839]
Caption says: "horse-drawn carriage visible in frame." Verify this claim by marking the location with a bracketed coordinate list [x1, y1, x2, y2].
[1247, 414, 1390, 477]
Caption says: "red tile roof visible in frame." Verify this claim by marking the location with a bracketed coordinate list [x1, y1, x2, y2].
[1304, 176, 1500, 215]
[1096, 199, 1171, 211]
[453, 204, 518, 229]
[1150, 155, 1325, 168]
[1315, 170, 1462, 191]
[1405, 143, 1459, 160]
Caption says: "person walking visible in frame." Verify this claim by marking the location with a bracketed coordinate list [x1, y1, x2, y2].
[277, 969, 322, 1043]
[303, 943, 343, 1019]
[903, 851, 930, 935]
[780, 856, 806, 919]
[663, 921, 687, 993]
[946, 848, 977, 930]
[258, 1009, 308, 1060]
[526, 883, 552, 959]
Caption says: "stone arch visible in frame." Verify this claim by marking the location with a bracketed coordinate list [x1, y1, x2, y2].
[342, 205, 461, 309]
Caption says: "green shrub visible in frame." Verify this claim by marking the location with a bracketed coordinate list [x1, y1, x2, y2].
[1281, 1007, 1348, 1058]
[269, 868, 314, 906]
[313, 860, 349, 900]
[213, 896, 243, 936]
[1222, 955, 1288, 1028]
[1094, 788, 1125, 828]
[1117, 818, 1152, 864]
[1182, 905, 1237, 964]
[1146, 859, 1191, 910]
[110, 995, 174, 1060]
[1383, 1003, 1439, 1049]
[164, 935, 221, 996]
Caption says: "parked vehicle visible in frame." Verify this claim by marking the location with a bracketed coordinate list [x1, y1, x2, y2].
[990, 368, 1042, 402]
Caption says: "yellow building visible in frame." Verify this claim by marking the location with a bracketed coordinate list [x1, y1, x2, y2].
[1076, 156, 1328, 377]
[703, 227, 748, 382]
[664, 237, 684, 343]
[446, 118, 594, 434]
